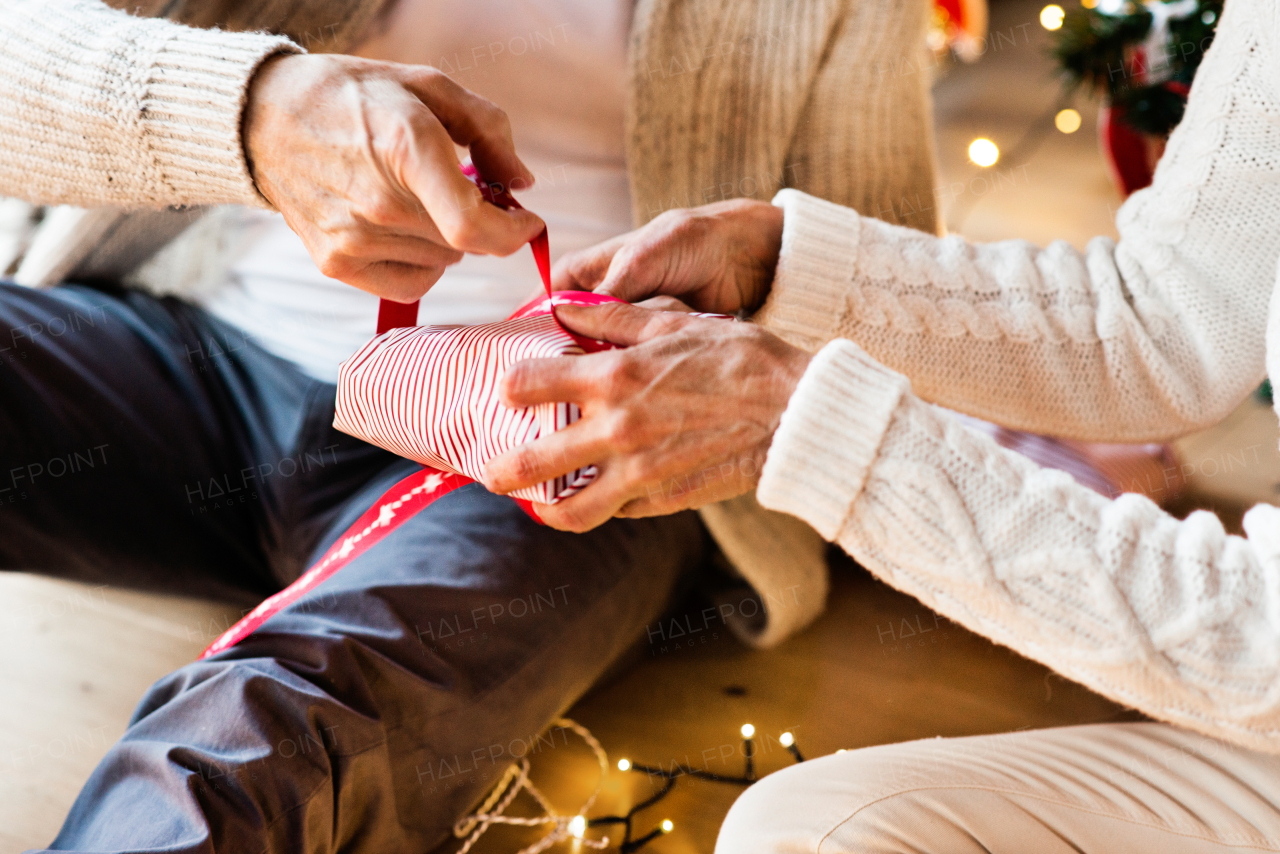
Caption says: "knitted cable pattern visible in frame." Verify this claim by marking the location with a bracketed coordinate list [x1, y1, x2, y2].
[755, 0, 1280, 754]
[757, 0, 1279, 444]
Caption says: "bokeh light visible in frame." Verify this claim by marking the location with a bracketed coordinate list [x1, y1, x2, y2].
[1055, 108, 1082, 133]
[969, 138, 1000, 167]
[1041, 4, 1066, 29]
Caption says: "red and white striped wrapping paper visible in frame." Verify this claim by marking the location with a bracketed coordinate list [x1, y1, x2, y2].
[333, 310, 600, 504]
[200, 164, 613, 658]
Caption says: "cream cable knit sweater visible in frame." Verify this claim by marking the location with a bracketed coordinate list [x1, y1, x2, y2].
[756, 0, 1277, 444]
[0, 0, 298, 210]
[757, 0, 1280, 752]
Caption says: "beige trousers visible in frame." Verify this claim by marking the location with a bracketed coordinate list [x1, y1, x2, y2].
[715, 724, 1280, 853]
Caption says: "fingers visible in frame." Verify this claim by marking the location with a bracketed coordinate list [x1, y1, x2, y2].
[399, 67, 535, 189]
[390, 99, 545, 256]
[307, 229, 464, 300]
[636, 295, 697, 313]
[344, 261, 450, 302]
[324, 230, 464, 274]
[481, 422, 613, 497]
[551, 302, 696, 347]
[551, 236, 627, 292]
[592, 210, 702, 303]
[522, 463, 641, 533]
[498, 356, 595, 408]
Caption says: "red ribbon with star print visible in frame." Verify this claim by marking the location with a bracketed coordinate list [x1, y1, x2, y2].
[200, 166, 620, 659]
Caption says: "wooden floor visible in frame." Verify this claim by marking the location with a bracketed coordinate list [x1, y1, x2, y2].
[6, 1, 1280, 852]
[454, 561, 1146, 854]
[1, 562, 1147, 854]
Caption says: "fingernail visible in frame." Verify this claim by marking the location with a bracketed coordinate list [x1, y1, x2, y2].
[479, 468, 502, 493]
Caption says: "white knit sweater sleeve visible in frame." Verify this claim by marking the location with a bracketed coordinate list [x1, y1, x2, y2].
[755, 0, 1279, 444]
[0, 0, 300, 209]
[759, 339, 1280, 753]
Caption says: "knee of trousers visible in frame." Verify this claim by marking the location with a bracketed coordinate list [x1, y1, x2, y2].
[715, 741, 970, 854]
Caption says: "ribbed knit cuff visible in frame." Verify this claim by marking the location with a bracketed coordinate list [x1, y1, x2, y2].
[142, 28, 301, 207]
[757, 340, 910, 540]
[752, 189, 865, 352]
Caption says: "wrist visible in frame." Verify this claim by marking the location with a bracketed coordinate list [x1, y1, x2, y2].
[729, 199, 784, 313]
[760, 332, 813, 459]
[243, 52, 308, 206]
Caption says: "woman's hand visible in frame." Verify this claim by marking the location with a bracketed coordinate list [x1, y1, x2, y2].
[552, 199, 785, 316]
[244, 53, 545, 302]
[481, 302, 810, 532]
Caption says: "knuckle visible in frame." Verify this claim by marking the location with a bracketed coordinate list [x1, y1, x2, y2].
[419, 66, 448, 85]
[595, 359, 634, 403]
[628, 455, 663, 487]
[604, 409, 644, 452]
[379, 116, 418, 166]
[647, 296, 687, 312]
[315, 249, 353, 280]
[328, 230, 365, 260]
[441, 215, 487, 252]
[509, 451, 543, 485]
[611, 241, 649, 273]
[486, 104, 513, 135]
[652, 207, 690, 229]
[360, 194, 406, 228]
[550, 504, 588, 533]
[661, 208, 704, 239]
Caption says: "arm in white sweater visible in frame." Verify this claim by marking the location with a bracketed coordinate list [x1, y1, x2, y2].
[759, 340, 1280, 753]
[756, 0, 1280, 443]
[0, 0, 298, 209]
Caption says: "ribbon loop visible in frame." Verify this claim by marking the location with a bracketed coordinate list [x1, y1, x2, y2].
[203, 166, 619, 659]
[376, 162, 553, 334]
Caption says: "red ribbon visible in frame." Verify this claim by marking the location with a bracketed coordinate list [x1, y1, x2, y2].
[375, 162, 602, 335]
[201, 165, 619, 659]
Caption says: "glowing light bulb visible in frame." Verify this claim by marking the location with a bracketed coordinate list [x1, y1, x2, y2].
[779, 731, 795, 747]
[617, 758, 631, 772]
[740, 723, 755, 739]
[1055, 108, 1082, 134]
[569, 815, 587, 839]
[968, 138, 999, 167]
[1081, 0, 1097, 7]
[836, 748, 848, 754]
[1040, 4, 1065, 30]
[661, 819, 675, 833]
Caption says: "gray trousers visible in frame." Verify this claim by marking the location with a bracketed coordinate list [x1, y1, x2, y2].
[0, 283, 708, 853]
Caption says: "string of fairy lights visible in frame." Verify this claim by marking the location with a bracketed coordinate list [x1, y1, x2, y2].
[576, 724, 807, 853]
[452, 720, 811, 854]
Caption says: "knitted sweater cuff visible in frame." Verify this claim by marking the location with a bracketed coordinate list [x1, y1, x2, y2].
[144, 28, 301, 208]
[752, 189, 864, 352]
[757, 339, 910, 540]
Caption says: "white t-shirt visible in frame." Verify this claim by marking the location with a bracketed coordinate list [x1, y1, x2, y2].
[198, 0, 633, 381]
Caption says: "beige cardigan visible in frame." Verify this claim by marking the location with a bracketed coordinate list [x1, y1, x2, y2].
[0, 0, 939, 647]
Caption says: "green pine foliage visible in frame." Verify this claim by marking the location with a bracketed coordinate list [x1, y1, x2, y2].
[1052, 1, 1223, 136]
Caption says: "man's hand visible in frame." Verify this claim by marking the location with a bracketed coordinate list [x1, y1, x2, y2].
[481, 302, 811, 532]
[553, 199, 784, 316]
[244, 53, 545, 302]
